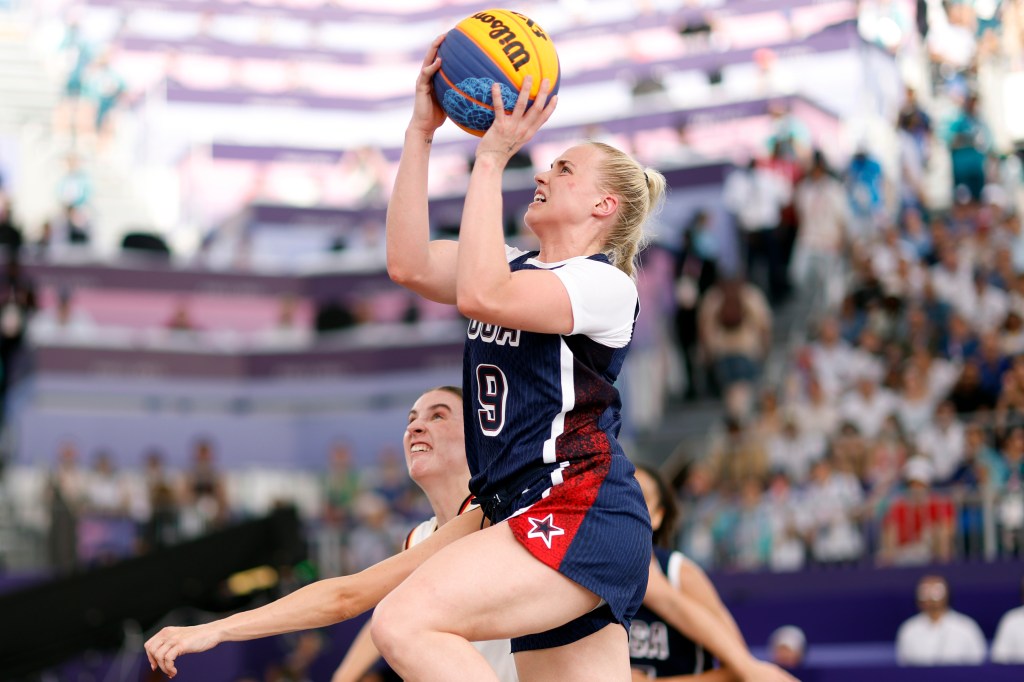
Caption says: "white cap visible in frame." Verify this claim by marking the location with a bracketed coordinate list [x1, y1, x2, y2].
[770, 625, 807, 654]
[903, 456, 934, 485]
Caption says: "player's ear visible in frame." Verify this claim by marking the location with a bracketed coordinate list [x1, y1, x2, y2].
[593, 194, 618, 218]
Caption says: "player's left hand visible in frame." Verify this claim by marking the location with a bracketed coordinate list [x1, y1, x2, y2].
[144, 623, 222, 678]
[475, 76, 556, 162]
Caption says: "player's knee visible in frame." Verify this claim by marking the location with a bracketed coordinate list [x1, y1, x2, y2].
[370, 592, 421, 662]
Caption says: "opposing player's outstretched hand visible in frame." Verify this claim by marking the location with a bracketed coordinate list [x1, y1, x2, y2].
[144, 623, 221, 678]
[475, 76, 556, 163]
[410, 34, 448, 134]
[742, 660, 801, 682]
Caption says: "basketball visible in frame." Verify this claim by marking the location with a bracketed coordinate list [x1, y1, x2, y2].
[432, 9, 560, 137]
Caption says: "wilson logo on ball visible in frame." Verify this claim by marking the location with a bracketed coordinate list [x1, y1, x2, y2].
[432, 8, 560, 137]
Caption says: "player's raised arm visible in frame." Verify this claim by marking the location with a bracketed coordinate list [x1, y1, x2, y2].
[144, 507, 483, 678]
[386, 34, 459, 304]
[454, 77, 568, 334]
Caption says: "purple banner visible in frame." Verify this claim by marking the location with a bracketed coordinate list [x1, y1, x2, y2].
[208, 93, 831, 164]
[32, 337, 463, 379]
[162, 21, 857, 112]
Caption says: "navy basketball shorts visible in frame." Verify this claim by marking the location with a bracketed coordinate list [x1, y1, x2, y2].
[486, 453, 653, 652]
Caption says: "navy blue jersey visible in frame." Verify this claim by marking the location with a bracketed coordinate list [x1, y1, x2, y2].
[463, 250, 637, 502]
[630, 547, 715, 677]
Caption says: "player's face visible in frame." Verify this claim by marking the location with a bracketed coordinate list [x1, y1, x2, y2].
[404, 390, 466, 484]
[635, 469, 665, 532]
[525, 144, 606, 232]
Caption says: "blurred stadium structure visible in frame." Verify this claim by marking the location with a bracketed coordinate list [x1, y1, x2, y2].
[0, 0, 1023, 679]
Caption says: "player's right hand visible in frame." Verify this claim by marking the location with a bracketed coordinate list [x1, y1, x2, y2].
[144, 623, 222, 678]
[410, 34, 447, 134]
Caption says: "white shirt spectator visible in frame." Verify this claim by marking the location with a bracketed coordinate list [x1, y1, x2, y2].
[801, 468, 864, 562]
[896, 610, 987, 665]
[968, 282, 1010, 333]
[916, 419, 966, 483]
[722, 165, 792, 232]
[810, 339, 855, 398]
[839, 383, 898, 439]
[767, 428, 826, 483]
[930, 261, 975, 314]
[992, 605, 1024, 663]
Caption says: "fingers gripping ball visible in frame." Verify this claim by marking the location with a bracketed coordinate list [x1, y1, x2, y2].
[432, 9, 560, 137]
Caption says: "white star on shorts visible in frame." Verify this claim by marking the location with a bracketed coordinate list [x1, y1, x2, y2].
[526, 513, 565, 549]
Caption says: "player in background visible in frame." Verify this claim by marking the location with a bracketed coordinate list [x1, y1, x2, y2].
[632, 464, 757, 681]
[331, 385, 518, 682]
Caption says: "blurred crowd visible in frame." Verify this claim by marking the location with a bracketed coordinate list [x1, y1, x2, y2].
[667, 0, 1024, 573]
[35, 436, 430, 579]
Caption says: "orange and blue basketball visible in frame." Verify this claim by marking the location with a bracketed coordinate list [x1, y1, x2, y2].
[432, 9, 560, 137]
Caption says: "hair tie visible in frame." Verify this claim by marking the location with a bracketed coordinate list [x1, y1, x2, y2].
[642, 170, 649, 185]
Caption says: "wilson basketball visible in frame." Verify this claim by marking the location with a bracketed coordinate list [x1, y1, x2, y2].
[432, 9, 560, 137]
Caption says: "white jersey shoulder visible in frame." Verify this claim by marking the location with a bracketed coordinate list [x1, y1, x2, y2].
[504, 244, 637, 348]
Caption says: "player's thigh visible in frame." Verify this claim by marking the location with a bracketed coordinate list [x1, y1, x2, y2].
[514, 623, 630, 682]
[375, 521, 601, 642]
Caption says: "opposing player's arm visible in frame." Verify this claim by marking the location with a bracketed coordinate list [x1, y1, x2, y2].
[674, 554, 745, 647]
[145, 508, 483, 678]
[644, 561, 799, 682]
[386, 35, 459, 304]
[331, 620, 380, 682]
[632, 670, 739, 682]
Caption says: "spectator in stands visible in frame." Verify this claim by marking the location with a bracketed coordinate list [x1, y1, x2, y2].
[768, 625, 806, 670]
[766, 415, 825, 484]
[257, 294, 311, 348]
[805, 316, 854, 399]
[697, 277, 772, 418]
[844, 145, 888, 244]
[315, 298, 358, 334]
[992, 576, 1024, 663]
[46, 441, 86, 574]
[840, 373, 899, 439]
[672, 210, 718, 400]
[55, 154, 91, 212]
[0, 192, 23, 255]
[975, 330, 1012, 404]
[943, 92, 992, 203]
[763, 470, 807, 571]
[895, 366, 937, 434]
[791, 150, 847, 319]
[0, 252, 37, 419]
[721, 477, 772, 571]
[895, 574, 987, 665]
[997, 427, 1024, 556]
[46, 204, 92, 254]
[139, 449, 180, 551]
[180, 437, 229, 535]
[27, 286, 96, 344]
[83, 450, 129, 517]
[915, 401, 966, 483]
[704, 416, 769, 495]
[879, 457, 955, 566]
[801, 456, 865, 566]
[83, 48, 126, 147]
[722, 159, 791, 304]
[318, 441, 360, 579]
[787, 374, 839, 440]
[345, 492, 402, 573]
[863, 415, 910, 504]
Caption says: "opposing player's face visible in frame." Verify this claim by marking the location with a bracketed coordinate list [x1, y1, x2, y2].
[635, 469, 664, 532]
[526, 144, 606, 231]
[404, 389, 466, 484]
